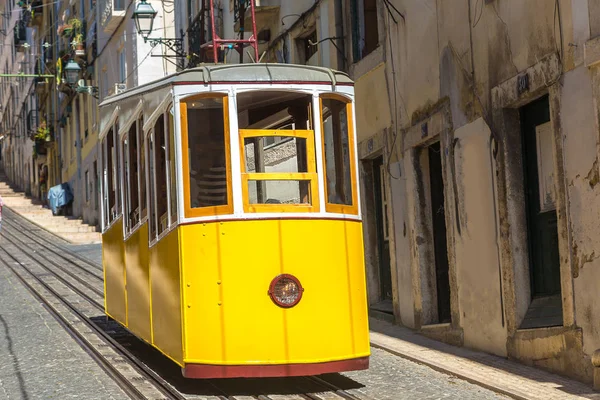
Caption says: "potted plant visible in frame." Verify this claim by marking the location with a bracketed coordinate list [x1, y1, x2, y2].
[73, 33, 85, 56]
[34, 120, 50, 141]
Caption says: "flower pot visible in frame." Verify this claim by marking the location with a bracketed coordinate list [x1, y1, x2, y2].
[75, 43, 85, 56]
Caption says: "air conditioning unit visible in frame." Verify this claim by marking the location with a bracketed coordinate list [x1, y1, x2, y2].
[114, 83, 126, 94]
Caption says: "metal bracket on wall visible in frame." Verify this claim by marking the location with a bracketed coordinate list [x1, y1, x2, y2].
[146, 35, 186, 69]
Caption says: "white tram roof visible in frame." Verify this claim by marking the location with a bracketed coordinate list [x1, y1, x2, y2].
[99, 63, 354, 140]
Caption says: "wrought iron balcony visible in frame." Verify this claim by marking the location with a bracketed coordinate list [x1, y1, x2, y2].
[23, 1, 43, 27]
[14, 19, 27, 52]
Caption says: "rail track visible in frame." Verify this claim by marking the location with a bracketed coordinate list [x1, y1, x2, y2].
[0, 208, 371, 400]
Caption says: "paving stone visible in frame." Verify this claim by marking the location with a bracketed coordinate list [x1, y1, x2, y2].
[342, 347, 508, 400]
[369, 318, 600, 400]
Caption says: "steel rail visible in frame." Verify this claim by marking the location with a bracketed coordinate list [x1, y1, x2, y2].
[3, 207, 103, 272]
[0, 233, 185, 400]
[1, 210, 368, 400]
[1, 222, 105, 301]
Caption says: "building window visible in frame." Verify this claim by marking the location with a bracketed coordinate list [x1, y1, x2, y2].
[102, 69, 108, 98]
[351, 0, 379, 62]
[85, 170, 90, 203]
[118, 49, 126, 84]
[302, 29, 318, 64]
[115, 0, 125, 11]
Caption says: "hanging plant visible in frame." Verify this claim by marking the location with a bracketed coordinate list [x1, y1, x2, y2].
[69, 18, 83, 34]
[58, 23, 73, 37]
[34, 120, 50, 141]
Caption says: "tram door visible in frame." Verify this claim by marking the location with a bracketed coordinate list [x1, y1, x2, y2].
[373, 156, 392, 302]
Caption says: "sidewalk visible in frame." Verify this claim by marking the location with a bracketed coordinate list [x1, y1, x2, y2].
[369, 318, 600, 400]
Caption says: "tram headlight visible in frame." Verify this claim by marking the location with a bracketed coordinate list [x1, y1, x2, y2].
[268, 274, 304, 308]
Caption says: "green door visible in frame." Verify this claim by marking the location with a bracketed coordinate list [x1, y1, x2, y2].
[373, 156, 392, 301]
[521, 95, 561, 297]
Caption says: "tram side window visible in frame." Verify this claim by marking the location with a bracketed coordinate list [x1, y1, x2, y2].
[167, 106, 178, 223]
[138, 116, 147, 220]
[123, 120, 140, 233]
[147, 131, 157, 239]
[185, 97, 228, 208]
[102, 124, 120, 227]
[321, 97, 354, 208]
[154, 114, 169, 236]
[148, 109, 178, 242]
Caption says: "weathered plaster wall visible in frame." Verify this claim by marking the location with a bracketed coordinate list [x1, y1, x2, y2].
[391, 0, 440, 122]
[389, 159, 416, 328]
[561, 66, 600, 356]
[469, 0, 573, 113]
[354, 64, 392, 143]
[453, 118, 507, 356]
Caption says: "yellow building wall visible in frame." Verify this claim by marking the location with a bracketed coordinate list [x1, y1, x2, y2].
[180, 219, 370, 366]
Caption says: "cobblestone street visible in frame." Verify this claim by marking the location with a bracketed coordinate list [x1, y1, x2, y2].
[342, 347, 507, 399]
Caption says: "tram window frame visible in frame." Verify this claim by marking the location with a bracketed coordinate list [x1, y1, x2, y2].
[154, 114, 169, 236]
[319, 94, 359, 215]
[180, 93, 233, 218]
[101, 120, 122, 231]
[138, 115, 147, 221]
[147, 129, 158, 240]
[122, 115, 142, 236]
[167, 105, 178, 225]
[147, 106, 179, 244]
[237, 90, 319, 213]
[239, 129, 319, 213]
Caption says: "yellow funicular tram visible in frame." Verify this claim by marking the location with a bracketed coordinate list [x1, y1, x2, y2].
[98, 64, 370, 378]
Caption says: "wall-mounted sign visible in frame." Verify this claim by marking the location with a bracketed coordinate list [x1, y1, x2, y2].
[517, 73, 529, 95]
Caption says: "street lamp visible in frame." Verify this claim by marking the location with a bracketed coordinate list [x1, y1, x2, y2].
[64, 59, 81, 85]
[132, 0, 157, 40]
[132, 1, 186, 68]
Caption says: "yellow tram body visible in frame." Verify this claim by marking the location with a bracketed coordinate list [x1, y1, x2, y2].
[99, 64, 370, 378]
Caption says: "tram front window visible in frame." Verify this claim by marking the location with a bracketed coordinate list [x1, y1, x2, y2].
[238, 91, 317, 210]
[184, 97, 228, 208]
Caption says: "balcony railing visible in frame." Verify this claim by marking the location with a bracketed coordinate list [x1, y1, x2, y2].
[23, 1, 43, 27]
[14, 19, 27, 51]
